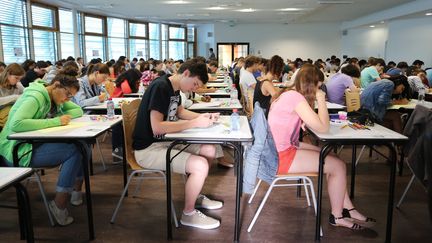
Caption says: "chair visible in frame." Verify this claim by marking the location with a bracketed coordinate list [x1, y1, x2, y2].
[247, 173, 322, 236]
[110, 99, 178, 227]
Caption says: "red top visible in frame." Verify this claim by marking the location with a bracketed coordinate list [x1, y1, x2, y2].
[112, 80, 132, 98]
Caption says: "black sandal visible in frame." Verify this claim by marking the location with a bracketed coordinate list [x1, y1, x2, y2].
[342, 208, 376, 228]
[329, 214, 363, 230]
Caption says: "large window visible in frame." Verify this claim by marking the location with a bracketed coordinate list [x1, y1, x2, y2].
[187, 26, 196, 58]
[0, 0, 29, 64]
[149, 23, 160, 60]
[168, 25, 186, 60]
[31, 4, 58, 61]
[59, 9, 74, 59]
[129, 22, 148, 60]
[83, 14, 105, 61]
[107, 17, 126, 60]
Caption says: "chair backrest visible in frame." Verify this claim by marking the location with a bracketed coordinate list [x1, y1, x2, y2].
[345, 89, 361, 112]
[120, 99, 142, 170]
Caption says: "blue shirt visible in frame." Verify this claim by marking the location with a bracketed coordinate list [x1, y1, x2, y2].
[360, 80, 394, 121]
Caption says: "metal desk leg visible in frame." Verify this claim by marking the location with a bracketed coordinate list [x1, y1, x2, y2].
[15, 183, 34, 243]
[74, 141, 94, 241]
[233, 142, 242, 242]
[350, 145, 357, 199]
[384, 143, 397, 243]
[166, 142, 175, 240]
[316, 144, 333, 241]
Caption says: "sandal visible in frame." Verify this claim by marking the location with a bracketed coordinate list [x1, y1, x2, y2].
[329, 214, 363, 230]
[342, 208, 376, 228]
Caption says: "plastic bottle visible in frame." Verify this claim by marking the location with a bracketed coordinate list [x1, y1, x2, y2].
[138, 82, 145, 95]
[230, 84, 238, 101]
[106, 98, 115, 119]
[230, 109, 240, 131]
[418, 88, 425, 104]
[101, 84, 109, 100]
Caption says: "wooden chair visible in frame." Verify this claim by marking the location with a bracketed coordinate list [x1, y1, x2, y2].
[110, 99, 178, 227]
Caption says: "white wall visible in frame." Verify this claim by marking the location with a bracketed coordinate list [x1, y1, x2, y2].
[341, 26, 388, 61]
[196, 24, 215, 58]
[213, 23, 342, 61]
[386, 17, 432, 67]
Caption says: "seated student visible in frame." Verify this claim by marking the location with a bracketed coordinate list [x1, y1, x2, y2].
[386, 61, 409, 77]
[253, 58, 268, 80]
[20, 60, 49, 87]
[360, 57, 386, 88]
[268, 64, 373, 230]
[0, 63, 25, 128]
[207, 61, 219, 81]
[72, 63, 110, 107]
[426, 68, 432, 87]
[407, 69, 431, 94]
[253, 55, 284, 116]
[326, 64, 361, 105]
[0, 61, 6, 73]
[361, 76, 409, 134]
[133, 58, 222, 229]
[0, 68, 87, 226]
[240, 55, 261, 106]
[112, 69, 142, 98]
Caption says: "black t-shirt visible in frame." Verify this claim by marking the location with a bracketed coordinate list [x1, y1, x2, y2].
[20, 70, 39, 87]
[132, 74, 181, 150]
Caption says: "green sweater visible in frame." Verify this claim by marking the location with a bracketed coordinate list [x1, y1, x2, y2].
[0, 80, 83, 167]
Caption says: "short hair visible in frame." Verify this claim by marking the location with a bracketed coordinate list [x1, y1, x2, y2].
[209, 48, 214, 52]
[0, 61, 7, 68]
[177, 58, 209, 84]
[412, 60, 424, 66]
[341, 64, 361, 78]
[35, 61, 49, 69]
[86, 63, 110, 75]
[396, 62, 409, 69]
[387, 61, 396, 66]
[208, 61, 218, 68]
[244, 56, 261, 69]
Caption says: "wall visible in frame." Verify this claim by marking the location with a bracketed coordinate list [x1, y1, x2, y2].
[213, 22, 342, 61]
[196, 24, 215, 58]
[341, 26, 388, 61]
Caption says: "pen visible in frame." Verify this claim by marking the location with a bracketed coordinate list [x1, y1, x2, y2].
[340, 124, 349, 129]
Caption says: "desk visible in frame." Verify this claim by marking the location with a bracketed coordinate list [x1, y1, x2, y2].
[164, 116, 253, 242]
[188, 98, 242, 113]
[123, 93, 143, 98]
[84, 98, 140, 111]
[308, 124, 407, 242]
[313, 102, 346, 111]
[0, 167, 34, 242]
[8, 115, 122, 241]
[388, 99, 432, 110]
[200, 89, 231, 98]
[206, 82, 229, 88]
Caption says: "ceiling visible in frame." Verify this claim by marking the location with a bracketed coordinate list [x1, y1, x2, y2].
[38, 0, 417, 24]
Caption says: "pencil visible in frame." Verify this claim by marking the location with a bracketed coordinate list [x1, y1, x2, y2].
[340, 124, 349, 129]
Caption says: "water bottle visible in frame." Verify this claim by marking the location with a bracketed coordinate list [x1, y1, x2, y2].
[230, 84, 238, 101]
[418, 88, 425, 104]
[138, 82, 145, 95]
[106, 98, 115, 119]
[230, 109, 240, 131]
[101, 84, 109, 100]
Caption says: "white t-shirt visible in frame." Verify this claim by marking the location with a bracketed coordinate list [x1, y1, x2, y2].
[239, 67, 257, 104]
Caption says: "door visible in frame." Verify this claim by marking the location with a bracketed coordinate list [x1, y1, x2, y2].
[217, 42, 249, 67]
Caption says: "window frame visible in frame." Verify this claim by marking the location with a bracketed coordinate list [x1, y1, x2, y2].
[168, 25, 186, 41]
[128, 21, 149, 40]
[30, 2, 58, 31]
[83, 13, 106, 36]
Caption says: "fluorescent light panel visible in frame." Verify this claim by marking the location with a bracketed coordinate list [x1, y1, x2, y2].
[236, 8, 256, 12]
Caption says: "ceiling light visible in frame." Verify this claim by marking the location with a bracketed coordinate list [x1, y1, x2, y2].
[318, 1, 354, 4]
[279, 8, 304, 11]
[426, 13, 432, 16]
[380, 21, 385, 24]
[236, 8, 256, 12]
[369, 25, 375, 28]
[165, 0, 190, 4]
[205, 6, 227, 10]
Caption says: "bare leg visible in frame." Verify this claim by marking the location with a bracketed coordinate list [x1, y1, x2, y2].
[183, 155, 209, 213]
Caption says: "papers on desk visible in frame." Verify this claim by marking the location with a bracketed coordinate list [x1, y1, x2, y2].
[388, 99, 432, 110]
[310, 123, 407, 140]
[190, 101, 223, 109]
[206, 83, 229, 88]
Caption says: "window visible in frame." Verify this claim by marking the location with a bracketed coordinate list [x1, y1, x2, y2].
[129, 22, 148, 59]
[31, 4, 58, 61]
[107, 18, 126, 60]
[0, 0, 29, 64]
[161, 24, 168, 60]
[187, 26, 196, 58]
[149, 23, 160, 60]
[83, 14, 105, 61]
[168, 25, 186, 60]
[59, 9, 74, 59]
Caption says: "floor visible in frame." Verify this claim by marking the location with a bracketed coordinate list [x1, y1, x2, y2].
[1, 135, 431, 243]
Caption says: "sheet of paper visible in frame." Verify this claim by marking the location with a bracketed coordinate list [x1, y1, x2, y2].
[38, 121, 92, 133]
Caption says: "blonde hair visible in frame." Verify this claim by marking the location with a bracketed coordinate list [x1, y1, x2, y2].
[0, 63, 25, 89]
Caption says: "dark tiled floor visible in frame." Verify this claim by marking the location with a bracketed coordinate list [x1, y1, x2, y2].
[1, 139, 431, 243]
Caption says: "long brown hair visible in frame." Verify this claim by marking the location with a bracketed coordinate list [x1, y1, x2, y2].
[0, 63, 25, 89]
[294, 63, 324, 108]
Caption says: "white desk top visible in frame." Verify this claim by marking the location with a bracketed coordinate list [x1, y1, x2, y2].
[8, 115, 122, 140]
[164, 116, 253, 142]
[313, 102, 346, 110]
[0, 168, 33, 190]
[388, 99, 432, 110]
[308, 123, 407, 142]
[84, 97, 140, 110]
[206, 82, 229, 88]
[202, 89, 231, 97]
[188, 98, 242, 111]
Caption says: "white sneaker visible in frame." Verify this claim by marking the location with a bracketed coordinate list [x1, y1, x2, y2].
[180, 210, 220, 229]
[48, 200, 74, 226]
[195, 195, 223, 210]
[70, 191, 83, 206]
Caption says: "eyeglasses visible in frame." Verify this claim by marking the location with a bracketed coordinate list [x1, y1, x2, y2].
[63, 87, 74, 99]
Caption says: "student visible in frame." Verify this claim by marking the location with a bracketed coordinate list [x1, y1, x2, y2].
[326, 64, 361, 105]
[20, 60, 49, 87]
[360, 57, 386, 88]
[21, 59, 36, 72]
[133, 58, 222, 229]
[268, 64, 374, 230]
[208, 48, 216, 60]
[407, 69, 431, 94]
[0, 61, 6, 73]
[72, 63, 110, 107]
[386, 61, 409, 77]
[240, 55, 261, 106]
[207, 61, 219, 81]
[0, 63, 25, 128]
[253, 58, 268, 80]
[361, 76, 409, 134]
[0, 68, 86, 226]
[112, 60, 126, 79]
[253, 55, 284, 116]
[112, 69, 142, 98]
